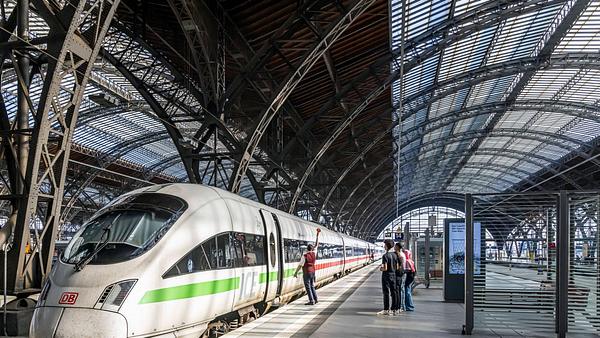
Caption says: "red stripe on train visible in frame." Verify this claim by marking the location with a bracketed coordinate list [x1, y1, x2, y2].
[315, 255, 370, 270]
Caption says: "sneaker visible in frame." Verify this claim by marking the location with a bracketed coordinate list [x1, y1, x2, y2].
[305, 302, 315, 305]
[376, 310, 390, 315]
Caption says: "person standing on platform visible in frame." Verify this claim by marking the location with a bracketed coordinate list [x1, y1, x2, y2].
[403, 248, 416, 311]
[294, 228, 321, 305]
[394, 242, 406, 312]
[377, 239, 398, 315]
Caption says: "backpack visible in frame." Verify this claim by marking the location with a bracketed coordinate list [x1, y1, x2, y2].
[403, 249, 416, 273]
[406, 258, 416, 273]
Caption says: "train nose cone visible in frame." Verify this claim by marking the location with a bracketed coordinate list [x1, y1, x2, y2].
[31, 307, 127, 338]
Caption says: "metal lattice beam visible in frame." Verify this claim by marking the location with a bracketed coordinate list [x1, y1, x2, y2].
[228, 0, 377, 194]
[287, 0, 567, 212]
[440, 0, 592, 190]
[5, 0, 120, 293]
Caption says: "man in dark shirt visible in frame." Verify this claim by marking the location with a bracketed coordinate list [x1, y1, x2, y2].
[378, 239, 399, 315]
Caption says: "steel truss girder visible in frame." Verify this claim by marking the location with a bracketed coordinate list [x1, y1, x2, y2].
[398, 53, 600, 122]
[0, 10, 19, 203]
[285, 0, 563, 153]
[289, 102, 394, 212]
[440, 0, 592, 190]
[143, 154, 182, 179]
[354, 174, 512, 237]
[228, 0, 377, 194]
[101, 22, 200, 182]
[7, 0, 120, 293]
[198, 0, 315, 157]
[318, 123, 394, 216]
[166, 0, 216, 105]
[334, 98, 597, 228]
[102, 20, 300, 205]
[332, 156, 394, 230]
[355, 181, 496, 239]
[324, 52, 600, 194]
[287, 1, 567, 213]
[345, 171, 396, 231]
[321, 94, 600, 216]
[77, 102, 150, 126]
[61, 131, 171, 221]
[411, 149, 565, 190]
[392, 128, 597, 196]
[391, 98, 600, 185]
[361, 192, 466, 240]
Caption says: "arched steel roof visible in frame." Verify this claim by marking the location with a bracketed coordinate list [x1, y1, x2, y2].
[1, 0, 600, 240]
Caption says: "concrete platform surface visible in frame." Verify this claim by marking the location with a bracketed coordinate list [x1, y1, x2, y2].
[222, 264, 540, 338]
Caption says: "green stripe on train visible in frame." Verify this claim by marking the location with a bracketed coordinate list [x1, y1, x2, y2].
[258, 271, 277, 283]
[139, 277, 240, 304]
[284, 268, 299, 278]
[259, 268, 299, 283]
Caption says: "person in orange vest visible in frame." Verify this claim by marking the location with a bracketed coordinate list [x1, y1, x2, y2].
[294, 228, 321, 305]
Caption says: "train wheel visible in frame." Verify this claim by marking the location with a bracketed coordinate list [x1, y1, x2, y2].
[202, 320, 230, 338]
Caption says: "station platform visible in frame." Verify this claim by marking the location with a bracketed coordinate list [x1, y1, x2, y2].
[223, 264, 543, 338]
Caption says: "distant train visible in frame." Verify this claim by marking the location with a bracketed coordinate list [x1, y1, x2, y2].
[31, 184, 383, 338]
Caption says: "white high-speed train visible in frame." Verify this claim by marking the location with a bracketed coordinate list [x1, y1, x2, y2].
[31, 184, 383, 338]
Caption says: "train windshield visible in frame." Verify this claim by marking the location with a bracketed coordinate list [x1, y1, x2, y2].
[62, 193, 187, 267]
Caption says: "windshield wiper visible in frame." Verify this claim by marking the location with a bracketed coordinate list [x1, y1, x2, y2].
[74, 226, 111, 272]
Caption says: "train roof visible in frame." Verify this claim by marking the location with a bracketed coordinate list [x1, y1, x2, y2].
[125, 183, 375, 245]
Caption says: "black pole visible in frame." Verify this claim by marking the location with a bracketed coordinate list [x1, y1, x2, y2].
[556, 191, 569, 338]
[464, 193, 473, 335]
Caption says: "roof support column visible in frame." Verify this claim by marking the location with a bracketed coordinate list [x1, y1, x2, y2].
[4, 0, 120, 294]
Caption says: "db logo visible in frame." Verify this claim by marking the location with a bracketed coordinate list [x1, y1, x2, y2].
[59, 292, 79, 305]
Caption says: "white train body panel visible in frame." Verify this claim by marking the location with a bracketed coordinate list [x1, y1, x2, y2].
[30, 184, 377, 338]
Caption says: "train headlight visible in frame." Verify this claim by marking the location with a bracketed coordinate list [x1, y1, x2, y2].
[95, 279, 137, 311]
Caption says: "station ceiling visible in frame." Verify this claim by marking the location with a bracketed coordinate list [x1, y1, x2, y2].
[1, 0, 600, 240]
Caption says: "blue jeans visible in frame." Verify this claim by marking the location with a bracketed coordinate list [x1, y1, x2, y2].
[396, 273, 405, 310]
[303, 272, 317, 303]
[404, 272, 415, 311]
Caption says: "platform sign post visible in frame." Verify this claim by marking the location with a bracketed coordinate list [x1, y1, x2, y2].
[464, 194, 473, 335]
[597, 194, 599, 326]
[556, 191, 569, 338]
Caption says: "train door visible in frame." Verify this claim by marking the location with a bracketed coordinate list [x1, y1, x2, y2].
[271, 214, 285, 297]
[341, 237, 346, 274]
[260, 209, 281, 302]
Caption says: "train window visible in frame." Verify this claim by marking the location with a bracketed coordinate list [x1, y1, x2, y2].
[62, 193, 187, 266]
[345, 246, 353, 257]
[163, 241, 212, 278]
[202, 236, 218, 269]
[232, 233, 265, 267]
[334, 245, 343, 258]
[286, 239, 304, 263]
[299, 241, 308, 256]
[269, 233, 276, 267]
[216, 233, 232, 268]
[164, 240, 213, 278]
[320, 244, 333, 259]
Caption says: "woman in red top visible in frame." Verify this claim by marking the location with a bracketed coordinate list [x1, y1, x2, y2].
[294, 229, 321, 305]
